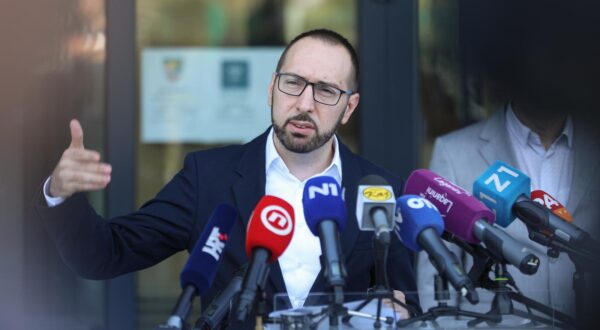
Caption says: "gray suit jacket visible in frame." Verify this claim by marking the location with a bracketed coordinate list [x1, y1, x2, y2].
[417, 109, 600, 316]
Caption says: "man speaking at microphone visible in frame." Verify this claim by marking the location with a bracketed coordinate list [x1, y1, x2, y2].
[34, 28, 419, 324]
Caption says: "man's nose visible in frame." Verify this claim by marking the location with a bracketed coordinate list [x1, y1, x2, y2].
[296, 84, 316, 111]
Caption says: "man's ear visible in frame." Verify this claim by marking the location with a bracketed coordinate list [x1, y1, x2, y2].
[341, 93, 360, 124]
[267, 73, 276, 107]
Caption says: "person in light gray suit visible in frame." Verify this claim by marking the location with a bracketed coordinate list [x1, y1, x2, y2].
[417, 0, 600, 323]
[417, 104, 600, 317]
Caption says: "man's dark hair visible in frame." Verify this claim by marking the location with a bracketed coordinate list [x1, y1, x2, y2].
[275, 28, 359, 90]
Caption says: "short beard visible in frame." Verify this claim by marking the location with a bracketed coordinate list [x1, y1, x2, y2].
[272, 111, 345, 154]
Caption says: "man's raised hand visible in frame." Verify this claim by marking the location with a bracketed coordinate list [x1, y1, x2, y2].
[49, 119, 112, 198]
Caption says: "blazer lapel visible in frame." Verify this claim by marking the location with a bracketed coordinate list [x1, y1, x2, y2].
[231, 128, 288, 298]
[566, 118, 600, 214]
[232, 134, 266, 231]
[479, 107, 518, 168]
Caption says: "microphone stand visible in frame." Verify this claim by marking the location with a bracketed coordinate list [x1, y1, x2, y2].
[305, 285, 348, 329]
[343, 232, 416, 328]
[228, 258, 270, 330]
[314, 226, 348, 328]
[527, 229, 599, 328]
[396, 275, 498, 328]
[471, 246, 575, 328]
[444, 231, 576, 328]
[319, 286, 347, 327]
[253, 286, 268, 330]
[467, 262, 517, 327]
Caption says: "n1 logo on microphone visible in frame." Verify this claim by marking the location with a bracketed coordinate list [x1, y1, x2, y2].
[261, 205, 293, 236]
[308, 182, 339, 199]
[202, 227, 229, 261]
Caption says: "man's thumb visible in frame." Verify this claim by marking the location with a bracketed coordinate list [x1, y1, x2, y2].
[69, 119, 84, 149]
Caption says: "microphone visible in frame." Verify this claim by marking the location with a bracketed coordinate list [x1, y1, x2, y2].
[356, 174, 396, 238]
[163, 204, 238, 329]
[473, 161, 598, 253]
[404, 169, 540, 274]
[194, 265, 246, 330]
[395, 195, 478, 304]
[531, 190, 573, 223]
[302, 176, 348, 290]
[233, 195, 295, 323]
[355, 174, 399, 295]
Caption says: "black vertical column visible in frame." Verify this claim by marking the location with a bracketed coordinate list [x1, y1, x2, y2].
[106, 0, 137, 329]
[358, 0, 421, 178]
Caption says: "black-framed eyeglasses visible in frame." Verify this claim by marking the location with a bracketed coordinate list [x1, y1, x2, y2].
[275, 72, 353, 106]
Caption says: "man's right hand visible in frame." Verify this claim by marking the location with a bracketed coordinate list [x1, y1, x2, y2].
[49, 119, 112, 198]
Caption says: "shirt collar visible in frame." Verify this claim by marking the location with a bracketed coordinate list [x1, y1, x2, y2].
[505, 102, 573, 149]
[265, 127, 343, 180]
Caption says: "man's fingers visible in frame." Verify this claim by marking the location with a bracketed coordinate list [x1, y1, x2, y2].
[50, 169, 111, 197]
[61, 171, 111, 186]
[393, 290, 406, 303]
[96, 162, 112, 175]
[58, 156, 111, 175]
[64, 148, 102, 162]
[383, 299, 409, 319]
[69, 119, 85, 149]
[383, 290, 410, 319]
[68, 161, 112, 175]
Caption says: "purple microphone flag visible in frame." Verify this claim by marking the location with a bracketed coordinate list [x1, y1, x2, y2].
[403, 169, 495, 244]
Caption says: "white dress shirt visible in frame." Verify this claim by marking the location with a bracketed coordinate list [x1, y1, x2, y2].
[43, 177, 65, 207]
[506, 104, 573, 205]
[265, 128, 342, 309]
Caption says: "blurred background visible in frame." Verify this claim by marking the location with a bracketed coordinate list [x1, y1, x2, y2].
[1, 0, 598, 328]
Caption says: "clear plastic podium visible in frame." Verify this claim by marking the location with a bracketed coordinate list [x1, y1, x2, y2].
[268, 292, 402, 329]
[263, 289, 568, 329]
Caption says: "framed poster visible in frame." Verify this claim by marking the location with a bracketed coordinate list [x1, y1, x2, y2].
[141, 47, 283, 143]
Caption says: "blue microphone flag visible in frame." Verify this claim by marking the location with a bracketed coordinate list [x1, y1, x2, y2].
[473, 161, 530, 227]
[180, 204, 237, 294]
[302, 176, 347, 236]
[395, 195, 444, 252]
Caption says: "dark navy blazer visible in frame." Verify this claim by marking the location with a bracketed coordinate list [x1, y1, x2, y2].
[34, 128, 420, 318]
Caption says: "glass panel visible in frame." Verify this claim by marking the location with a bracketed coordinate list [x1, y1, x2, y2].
[135, 1, 356, 328]
[418, 0, 599, 167]
[0, 0, 106, 328]
[418, 0, 464, 168]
